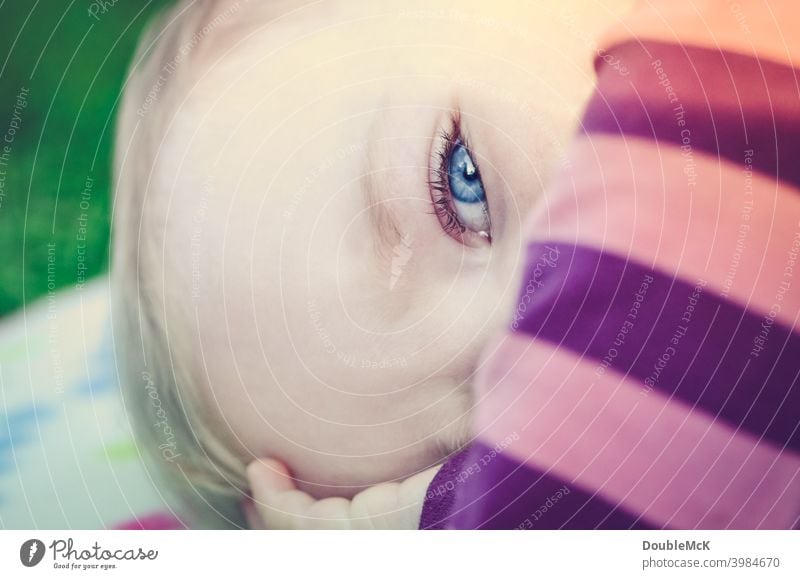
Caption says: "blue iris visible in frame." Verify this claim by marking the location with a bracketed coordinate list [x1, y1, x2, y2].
[448, 143, 486, 204]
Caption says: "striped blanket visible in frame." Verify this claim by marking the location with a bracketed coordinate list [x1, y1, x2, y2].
[421, 0, 800, 530]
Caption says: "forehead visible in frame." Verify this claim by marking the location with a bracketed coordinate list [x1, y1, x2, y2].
[191, 0, 571, 92]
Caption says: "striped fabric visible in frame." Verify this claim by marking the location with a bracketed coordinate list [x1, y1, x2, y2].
[422, 1, 800, 529]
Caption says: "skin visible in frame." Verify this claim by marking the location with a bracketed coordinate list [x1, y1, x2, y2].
[155, 0, 634, 506]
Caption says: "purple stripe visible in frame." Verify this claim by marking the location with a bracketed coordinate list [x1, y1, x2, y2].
[584, 40, 800, 189]
[419, 449, 470, 530]
[514, 242, 800, 451]
[447, 442, 653, 529]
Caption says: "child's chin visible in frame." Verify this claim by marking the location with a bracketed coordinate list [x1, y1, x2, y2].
[290, 416, 472, 500]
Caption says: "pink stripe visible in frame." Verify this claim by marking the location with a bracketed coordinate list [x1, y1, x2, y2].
[113, 512, 184, 530]
[530, 135, 800, 329]
[474, 334, 800, 529]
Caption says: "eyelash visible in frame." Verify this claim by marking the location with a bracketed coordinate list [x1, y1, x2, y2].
[428, 114, 472, 236]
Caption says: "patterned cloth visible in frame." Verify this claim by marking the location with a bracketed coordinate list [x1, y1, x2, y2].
[0, 278, 181, 529]
[423, 1, 800, 529]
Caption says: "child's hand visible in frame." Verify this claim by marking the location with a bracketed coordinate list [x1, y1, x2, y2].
[245, 459, 441, 529]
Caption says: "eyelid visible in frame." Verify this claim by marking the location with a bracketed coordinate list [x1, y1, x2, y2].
[428, 114, 464, 235]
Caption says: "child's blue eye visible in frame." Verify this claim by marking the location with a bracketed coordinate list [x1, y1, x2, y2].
[429, 120, 492, 245]
[446, 141, 491, 236]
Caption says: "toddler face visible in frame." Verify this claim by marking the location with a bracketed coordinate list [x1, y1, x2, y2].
[156, 0, 606, 497]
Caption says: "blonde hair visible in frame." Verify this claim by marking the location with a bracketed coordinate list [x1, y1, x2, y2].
[111, 0, 253, 528]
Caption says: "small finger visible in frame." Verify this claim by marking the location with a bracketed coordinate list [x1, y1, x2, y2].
[247, 459, 317, 529]
[246, 458, 295, 493]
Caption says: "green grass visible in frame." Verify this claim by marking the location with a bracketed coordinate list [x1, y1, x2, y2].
[0, 0, 173, 317]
